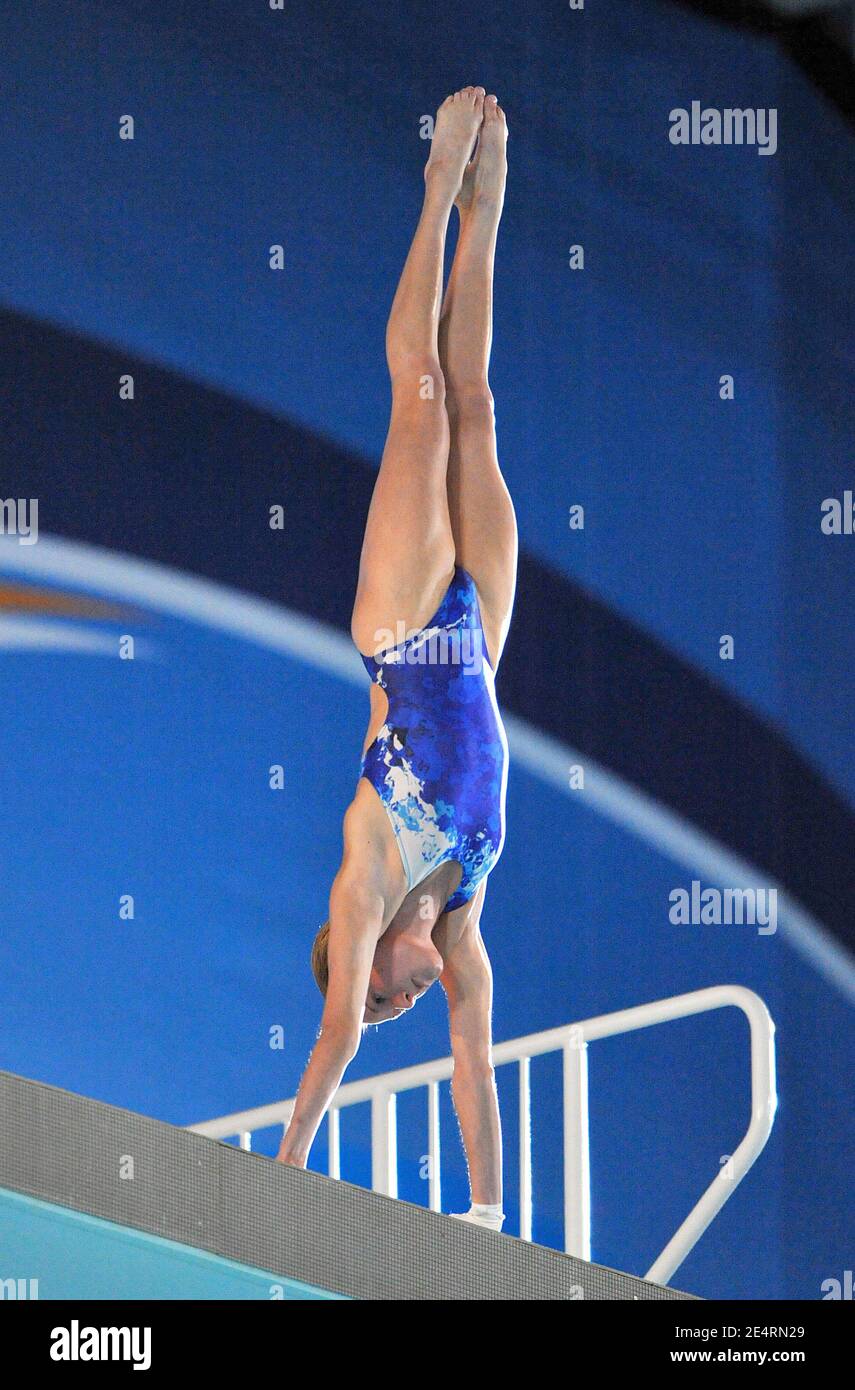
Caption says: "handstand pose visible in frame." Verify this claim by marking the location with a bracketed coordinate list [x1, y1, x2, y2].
[277, 88, 517, 1229]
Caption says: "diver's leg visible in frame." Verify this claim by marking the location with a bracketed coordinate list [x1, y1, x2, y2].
[438, 96, 517, 667]
[351, 87, 485, 657]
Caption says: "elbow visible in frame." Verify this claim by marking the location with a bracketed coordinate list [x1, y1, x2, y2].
[320, 1021, 362, 1064]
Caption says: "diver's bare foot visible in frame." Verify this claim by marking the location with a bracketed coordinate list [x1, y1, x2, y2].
[456, 94, 508, 218]
[424, 87, 486, 201]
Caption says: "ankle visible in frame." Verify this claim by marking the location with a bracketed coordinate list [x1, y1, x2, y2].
[463, 188, 504, 222]
[423, 161, 459, 204]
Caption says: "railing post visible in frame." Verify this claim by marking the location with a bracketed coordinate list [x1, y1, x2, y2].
[644, 988, 777, 1284]
[427, 1082, 441, 1212]
[563, 1035, 590, 1260]
[371, 1089, 398, 1198]
[519, 1056, 532, 1241]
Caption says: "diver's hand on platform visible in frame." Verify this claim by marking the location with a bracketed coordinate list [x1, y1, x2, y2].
[450, 1204, 505, 1232]
[275, 1142, 307, 1168]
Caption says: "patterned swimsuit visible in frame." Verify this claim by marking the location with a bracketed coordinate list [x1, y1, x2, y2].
[359, 566, 509, 912]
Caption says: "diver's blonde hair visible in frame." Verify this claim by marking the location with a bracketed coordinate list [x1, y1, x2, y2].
[311, 920, 331, 998]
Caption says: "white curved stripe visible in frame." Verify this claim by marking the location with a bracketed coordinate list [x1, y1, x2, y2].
[0, 615, 154, 657]
[3, 532, 853, 1003]
[0, 534, 362, 684]
[508, 718, 855, 1004]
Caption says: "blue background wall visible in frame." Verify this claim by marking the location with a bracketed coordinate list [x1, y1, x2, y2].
[0, 0, 852, 1299]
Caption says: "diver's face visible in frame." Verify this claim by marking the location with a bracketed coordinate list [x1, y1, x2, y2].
[363, 934, 443, 1024]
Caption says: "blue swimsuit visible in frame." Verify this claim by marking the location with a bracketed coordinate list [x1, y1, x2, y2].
[359, 566, 509, 912]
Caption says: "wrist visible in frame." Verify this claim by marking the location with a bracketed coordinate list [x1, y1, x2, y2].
[277, 1130, 309, 1166]
[277, 1147, 308, 1167]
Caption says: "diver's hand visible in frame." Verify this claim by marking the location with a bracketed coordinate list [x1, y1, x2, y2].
[274, 1025, 360, 1173]
[276, 1142, 307, 1168]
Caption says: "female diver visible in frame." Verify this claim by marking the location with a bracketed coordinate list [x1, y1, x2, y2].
[277, 88, 517, 1232]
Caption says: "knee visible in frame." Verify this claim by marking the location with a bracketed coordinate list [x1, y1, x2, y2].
[445, 382, 494, 418]
[387, 352, 446, 407]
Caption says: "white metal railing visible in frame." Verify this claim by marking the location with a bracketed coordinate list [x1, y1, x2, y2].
[188, 984, 777, 1285]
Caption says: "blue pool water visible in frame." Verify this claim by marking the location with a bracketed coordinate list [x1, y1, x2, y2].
[0, 1188, 346, 1300]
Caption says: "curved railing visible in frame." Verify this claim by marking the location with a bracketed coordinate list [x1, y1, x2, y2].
[188, 984, 777, 1285]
